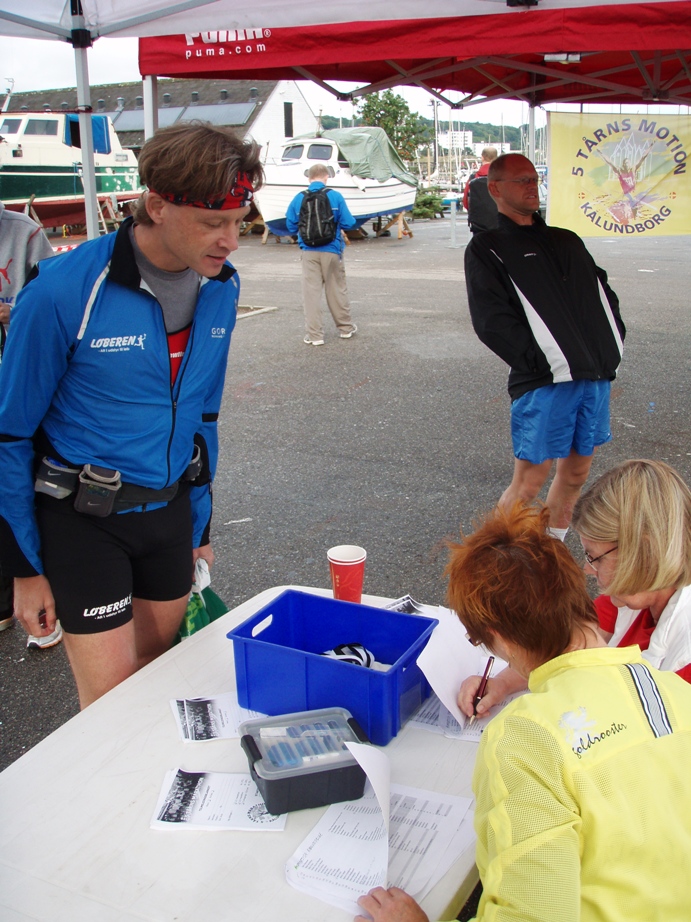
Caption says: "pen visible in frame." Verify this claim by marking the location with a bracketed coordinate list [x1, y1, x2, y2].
[469, 655, 495, 725]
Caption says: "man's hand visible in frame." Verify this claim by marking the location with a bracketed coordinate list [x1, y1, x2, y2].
[0, 304, 11, 325]
[457, 667, 528, 719]
[13, 575, 57, 637]
[192, 543, 214, 571]
[356, 887, 429, 922]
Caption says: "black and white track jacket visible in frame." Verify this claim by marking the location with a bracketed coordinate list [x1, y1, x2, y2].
[464, 212, 625, 400]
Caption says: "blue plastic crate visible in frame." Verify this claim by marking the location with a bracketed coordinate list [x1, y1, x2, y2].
[228, 590, 438, 746]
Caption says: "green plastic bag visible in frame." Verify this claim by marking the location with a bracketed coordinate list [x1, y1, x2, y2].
[174, 559, 230, 643]
[174, 587, 230, 643]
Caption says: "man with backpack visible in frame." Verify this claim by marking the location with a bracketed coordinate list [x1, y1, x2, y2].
[286, 164, 357, 345]
[462, 147, 499, 234]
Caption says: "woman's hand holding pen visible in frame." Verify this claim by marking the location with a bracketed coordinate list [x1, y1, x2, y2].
[457, 666, 529, 719]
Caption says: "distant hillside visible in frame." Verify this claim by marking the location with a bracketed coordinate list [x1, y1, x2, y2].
[320, 113, 524, 146]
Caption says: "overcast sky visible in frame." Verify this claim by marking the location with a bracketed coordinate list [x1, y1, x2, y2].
[0, 35, 544, 128]
[3, 35, 686, 129]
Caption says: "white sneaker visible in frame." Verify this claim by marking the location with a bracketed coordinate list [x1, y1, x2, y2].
[26, 621, 63, 650]
[339, 324, 358, 339]
[303, 335, 325, 346]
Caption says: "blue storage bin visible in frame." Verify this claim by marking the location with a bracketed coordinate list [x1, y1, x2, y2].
[228, 589, 438, 746]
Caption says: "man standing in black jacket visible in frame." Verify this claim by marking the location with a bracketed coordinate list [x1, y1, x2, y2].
[464, 154, 625, 538]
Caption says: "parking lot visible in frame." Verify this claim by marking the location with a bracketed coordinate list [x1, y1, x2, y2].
[1, 215, 689, 770]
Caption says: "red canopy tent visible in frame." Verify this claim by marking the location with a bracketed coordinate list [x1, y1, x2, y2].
[138, 2, 691, 110]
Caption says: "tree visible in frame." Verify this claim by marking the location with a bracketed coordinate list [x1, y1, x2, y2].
[358, 90, 428, 160]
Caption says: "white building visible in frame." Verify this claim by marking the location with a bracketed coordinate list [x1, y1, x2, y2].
[472, 141, 512, 156]
[439, 130, 473, 151]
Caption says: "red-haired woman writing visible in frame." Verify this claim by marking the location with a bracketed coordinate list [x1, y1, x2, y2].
[357, 504, 691, 922]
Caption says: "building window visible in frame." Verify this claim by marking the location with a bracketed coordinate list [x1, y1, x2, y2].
[283, 101, 293, 139]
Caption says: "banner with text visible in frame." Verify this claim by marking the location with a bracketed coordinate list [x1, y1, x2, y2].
[548, 112, 690, 237]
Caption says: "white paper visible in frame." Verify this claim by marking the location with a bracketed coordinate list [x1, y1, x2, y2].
[286, 783, 471, 914]
[416, 606, 512, 726]
[409, 691, 526, 742]
[171, 693, 264, 741]
[286, 744, 472, 916]
[151, 769, 286, 831]
[384, 595, 439, 619]
[346, 741, 391, 831]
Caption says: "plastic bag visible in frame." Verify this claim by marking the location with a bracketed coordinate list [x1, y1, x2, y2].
[175, 559, 230, 643]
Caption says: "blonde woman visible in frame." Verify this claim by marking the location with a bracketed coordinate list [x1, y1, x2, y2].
[572, 458, 691, 681]
[458, 460, 691, 722]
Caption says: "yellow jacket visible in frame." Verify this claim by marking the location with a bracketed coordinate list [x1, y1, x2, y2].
[471, 646, 691, 922]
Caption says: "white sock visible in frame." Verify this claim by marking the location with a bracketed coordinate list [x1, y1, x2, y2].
[547, 527, 569, 542]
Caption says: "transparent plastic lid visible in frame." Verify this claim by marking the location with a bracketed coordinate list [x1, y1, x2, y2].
[239, 707, 362, 780]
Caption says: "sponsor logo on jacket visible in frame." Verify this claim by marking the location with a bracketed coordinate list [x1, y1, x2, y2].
[90, 334, 147, 351]
[559, 707, 627, 759]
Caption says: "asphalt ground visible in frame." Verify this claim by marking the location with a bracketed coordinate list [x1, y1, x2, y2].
[1, 216, 689, 771]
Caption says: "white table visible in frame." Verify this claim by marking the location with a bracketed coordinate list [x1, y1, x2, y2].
[0, 586, 479, 922]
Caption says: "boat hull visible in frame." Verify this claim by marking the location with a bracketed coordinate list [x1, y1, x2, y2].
[0, 110, 142, 227]
[255, 176, 416, 237]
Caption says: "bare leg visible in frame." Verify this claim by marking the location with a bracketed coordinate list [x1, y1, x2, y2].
[62, 594, 188, 709]
[132, 594, 188, 670]
[499, 457, 554, 512]
[544, 449, 595, 529]
[62, 623, 138, 709]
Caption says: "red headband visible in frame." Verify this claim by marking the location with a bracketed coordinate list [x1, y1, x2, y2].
[150, 172, 254, 210]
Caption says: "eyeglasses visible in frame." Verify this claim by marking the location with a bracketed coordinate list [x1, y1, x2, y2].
[496, 176, 539, 186]
[465, 632, 483, 647]
[584, 545, 618, 568]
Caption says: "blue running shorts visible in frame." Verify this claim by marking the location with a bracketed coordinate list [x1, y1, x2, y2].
[511, 380, 612, 465]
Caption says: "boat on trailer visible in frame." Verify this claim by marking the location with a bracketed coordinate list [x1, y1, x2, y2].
[254, 127, 418, 237]
[0, 110, 141, 228]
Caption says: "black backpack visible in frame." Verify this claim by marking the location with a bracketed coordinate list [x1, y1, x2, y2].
[298, 188, 337, 248]
[467, 175, 499, 234]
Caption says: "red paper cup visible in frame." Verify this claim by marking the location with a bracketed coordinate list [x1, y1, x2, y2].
[327, 545, 367, 604]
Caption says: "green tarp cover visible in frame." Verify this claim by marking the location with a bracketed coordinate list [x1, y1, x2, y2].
[321, 127, 418, 188]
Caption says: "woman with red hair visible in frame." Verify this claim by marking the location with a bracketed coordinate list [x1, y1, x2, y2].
[357, 503, 691, 922]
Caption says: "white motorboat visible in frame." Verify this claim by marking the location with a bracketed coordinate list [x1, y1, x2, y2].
[0, 109, 141, 228]
[254, 127, 418, 236]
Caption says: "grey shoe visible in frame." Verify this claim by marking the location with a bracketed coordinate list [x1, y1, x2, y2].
[339, 324, 358, 339]
[303, 335, 325, 346]
[26, 621, 63, 650]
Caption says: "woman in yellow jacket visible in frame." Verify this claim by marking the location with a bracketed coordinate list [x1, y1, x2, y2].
[357, 504, 691, 922]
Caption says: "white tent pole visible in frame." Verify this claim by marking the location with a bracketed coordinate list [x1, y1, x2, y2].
[74, 45, 99, 239]
[71, 4, 100, 239]
[528, 105, 536, 163]
[143, 75, 158, 140]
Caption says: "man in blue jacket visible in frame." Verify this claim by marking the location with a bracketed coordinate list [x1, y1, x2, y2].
[0, 122, 262, 707]
[286, 164, 357, 345]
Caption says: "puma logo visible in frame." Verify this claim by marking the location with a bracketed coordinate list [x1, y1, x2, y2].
[0, 258, 13, 291]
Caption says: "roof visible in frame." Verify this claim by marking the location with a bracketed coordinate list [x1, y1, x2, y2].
[2, 79, 279, 150]
[138, 3, 691, 108]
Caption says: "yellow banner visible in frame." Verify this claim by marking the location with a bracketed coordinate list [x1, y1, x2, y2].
[548, 112, 690, 236]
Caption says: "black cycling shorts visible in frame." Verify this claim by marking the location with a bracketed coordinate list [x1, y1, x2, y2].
[36, 487, 194, 635]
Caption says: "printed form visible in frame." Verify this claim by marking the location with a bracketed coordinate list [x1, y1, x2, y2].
[286, 743, 473, 914]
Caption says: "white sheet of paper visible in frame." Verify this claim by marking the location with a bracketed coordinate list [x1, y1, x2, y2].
[416, 606, 507, 725]
[346, 741, 391, 830]
[409, 691, 526, 742]
[151, 769, 286, 831]
[286, 782, 471, 915]
[170, 693, 263, 741]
